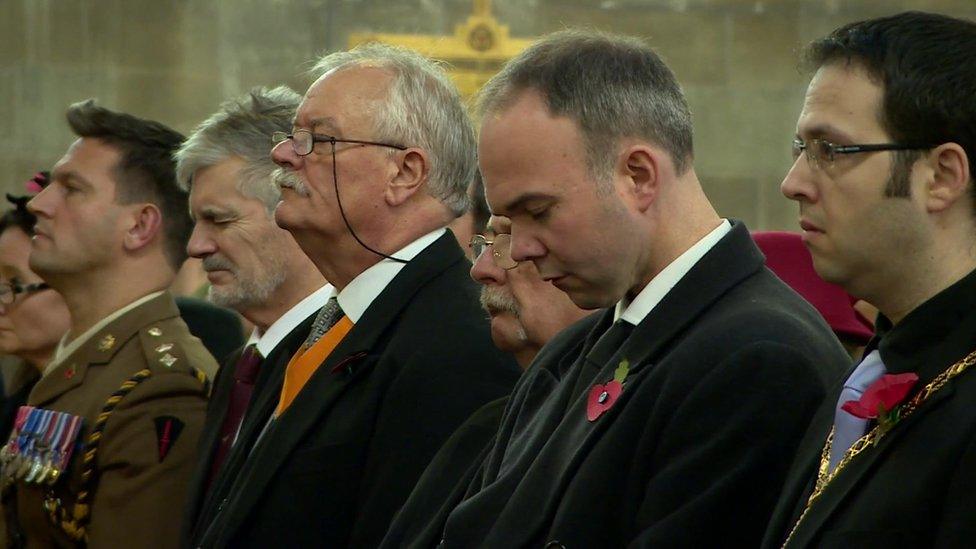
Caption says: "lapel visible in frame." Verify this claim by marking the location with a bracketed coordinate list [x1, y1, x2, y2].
[195, 312, 317, 535]
[585, 220, 765, 380]
[493, 222, 768, 542]
[213, 232, 465, 540]
[786, 375, 959, 546]
[29, 292, 181, 406]
[764, 390, 838, 546]
[185, 346, 244, 524]
[200, 347, 244, 453]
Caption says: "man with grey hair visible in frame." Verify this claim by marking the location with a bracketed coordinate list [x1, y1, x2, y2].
[421, 30, 849, 548]
[191, 44, 518, 548]
[173, 86, 333, 546]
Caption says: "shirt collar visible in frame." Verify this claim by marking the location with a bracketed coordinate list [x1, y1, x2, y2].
[614, 219, 731, 326]
[47, 290, 165, 376]
[876, 267, 976, 377]
[337, 228, 446, 323]
[247, 283, 335, 357]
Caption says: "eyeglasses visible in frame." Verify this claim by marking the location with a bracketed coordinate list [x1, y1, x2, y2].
[0, 281, 50, 305]
[469, 234, 518, 270]
[792, 138, 936, 169]
[272, 129, 406, 157]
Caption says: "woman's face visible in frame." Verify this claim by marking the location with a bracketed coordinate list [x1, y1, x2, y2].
[0, 227, 70, 366]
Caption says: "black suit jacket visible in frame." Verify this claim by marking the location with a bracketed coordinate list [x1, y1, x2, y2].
[175, 296, 246, 364]
[762, 268, 976, 548]
[193, 232, 520, 548]
[431, 221, 850, 548]
[181, 311, 316, 546]
[381, 397, 508, 548]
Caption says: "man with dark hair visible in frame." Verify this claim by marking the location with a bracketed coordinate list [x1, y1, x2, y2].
[427, 30, 849, 548]
[174, 86, 332, 545]
[63, 99, 194, 271]
[5, 100, 217, 547]
[763, 12, 976, 548]
[192, 44, 518, 548]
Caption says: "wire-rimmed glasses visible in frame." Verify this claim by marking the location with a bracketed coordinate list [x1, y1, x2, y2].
[792, 138, 936, 169]
[469, 234, 518, 270]
[272, 129, 406, 156]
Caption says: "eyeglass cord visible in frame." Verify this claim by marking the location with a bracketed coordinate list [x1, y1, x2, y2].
[331, 142, 410, 264]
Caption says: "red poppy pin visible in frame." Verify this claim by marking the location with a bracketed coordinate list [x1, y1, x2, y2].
[587, 359, 629, 422]
[841, 372, 919, 436]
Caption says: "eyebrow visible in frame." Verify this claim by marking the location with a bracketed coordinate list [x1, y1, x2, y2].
[305, 117, 343, 135]
[196, 205, 236, 221]
[495, 192, 555, 216]
[52, 169, 93, 189]
[797, 123, 855, 144]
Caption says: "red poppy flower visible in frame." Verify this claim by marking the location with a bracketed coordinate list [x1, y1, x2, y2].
[587, 380, 622, 421]
[841, 373, 919, 419]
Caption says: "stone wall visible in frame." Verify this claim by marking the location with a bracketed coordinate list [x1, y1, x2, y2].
[2, 0, 974, 230]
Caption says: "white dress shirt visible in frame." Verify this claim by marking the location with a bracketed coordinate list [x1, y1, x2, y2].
[336, 228, 446, 322]
[246, 283, 335, 358]
[615, 220, 731, 326]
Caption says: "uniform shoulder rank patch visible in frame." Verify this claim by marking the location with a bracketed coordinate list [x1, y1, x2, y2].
[154, 416, 185, 462]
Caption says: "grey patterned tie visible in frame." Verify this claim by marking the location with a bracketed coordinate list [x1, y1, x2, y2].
[303, 297, 344, 349]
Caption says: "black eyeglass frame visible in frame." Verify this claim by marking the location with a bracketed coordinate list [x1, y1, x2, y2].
[0, 281, 50, 305]
[792, 138, 938, 168]
[469, 234, 519, 270]
[272, 129, 407, 157]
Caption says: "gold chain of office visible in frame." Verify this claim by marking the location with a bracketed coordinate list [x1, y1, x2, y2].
[781, 347, 976, 548]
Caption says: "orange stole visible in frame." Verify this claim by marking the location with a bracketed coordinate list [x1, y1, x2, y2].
[275, 316, 354, 416]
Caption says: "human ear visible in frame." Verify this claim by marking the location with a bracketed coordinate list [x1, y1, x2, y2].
[385, 148, 430, 207]
[123, 204, 163, 252]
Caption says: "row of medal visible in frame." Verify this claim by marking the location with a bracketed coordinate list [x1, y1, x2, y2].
[0, 406, 83, 486]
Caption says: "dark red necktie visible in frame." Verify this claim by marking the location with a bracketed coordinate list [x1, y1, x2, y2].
[207, 344, 262, 490]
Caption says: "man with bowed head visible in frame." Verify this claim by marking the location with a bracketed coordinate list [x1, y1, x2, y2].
[431, 30, 850, 548]
[382, 213, 591, 547]
[764, 11, 976, 548]
[175, 86, 332, 546]
[192, 44, 518, 548]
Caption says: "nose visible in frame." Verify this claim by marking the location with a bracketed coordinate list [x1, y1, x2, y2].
[781, 157, 818, 203]
[271, 140, 302, 171]
[470, 245, 507, 287]
[186, 223, 217, 259]
[26, 185, 55, 218]
[508, 228, 546, 264]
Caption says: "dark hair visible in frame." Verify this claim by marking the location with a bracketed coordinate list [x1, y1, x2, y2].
[805, 12, 976, 198]
[0, 195, 36, 237]
[469, 172, 490, 236]
[66, 99, 190, 269]
[478, 29, 694, 180]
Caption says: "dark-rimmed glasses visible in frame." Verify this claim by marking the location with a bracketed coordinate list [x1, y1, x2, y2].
[0, 281, 50, 305]
[272, 129, 406, 157]
[469, 234, 518, 270]
[792, 138, 936, 169]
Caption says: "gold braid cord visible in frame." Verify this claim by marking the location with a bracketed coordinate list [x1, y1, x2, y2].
[782, 348, 976, 548]
[42, 365, 210, 542]
[43, 368, 153, 542]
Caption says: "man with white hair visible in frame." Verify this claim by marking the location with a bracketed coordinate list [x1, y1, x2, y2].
[191, 45, 519, 548]
[173, 86, 332, 546]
